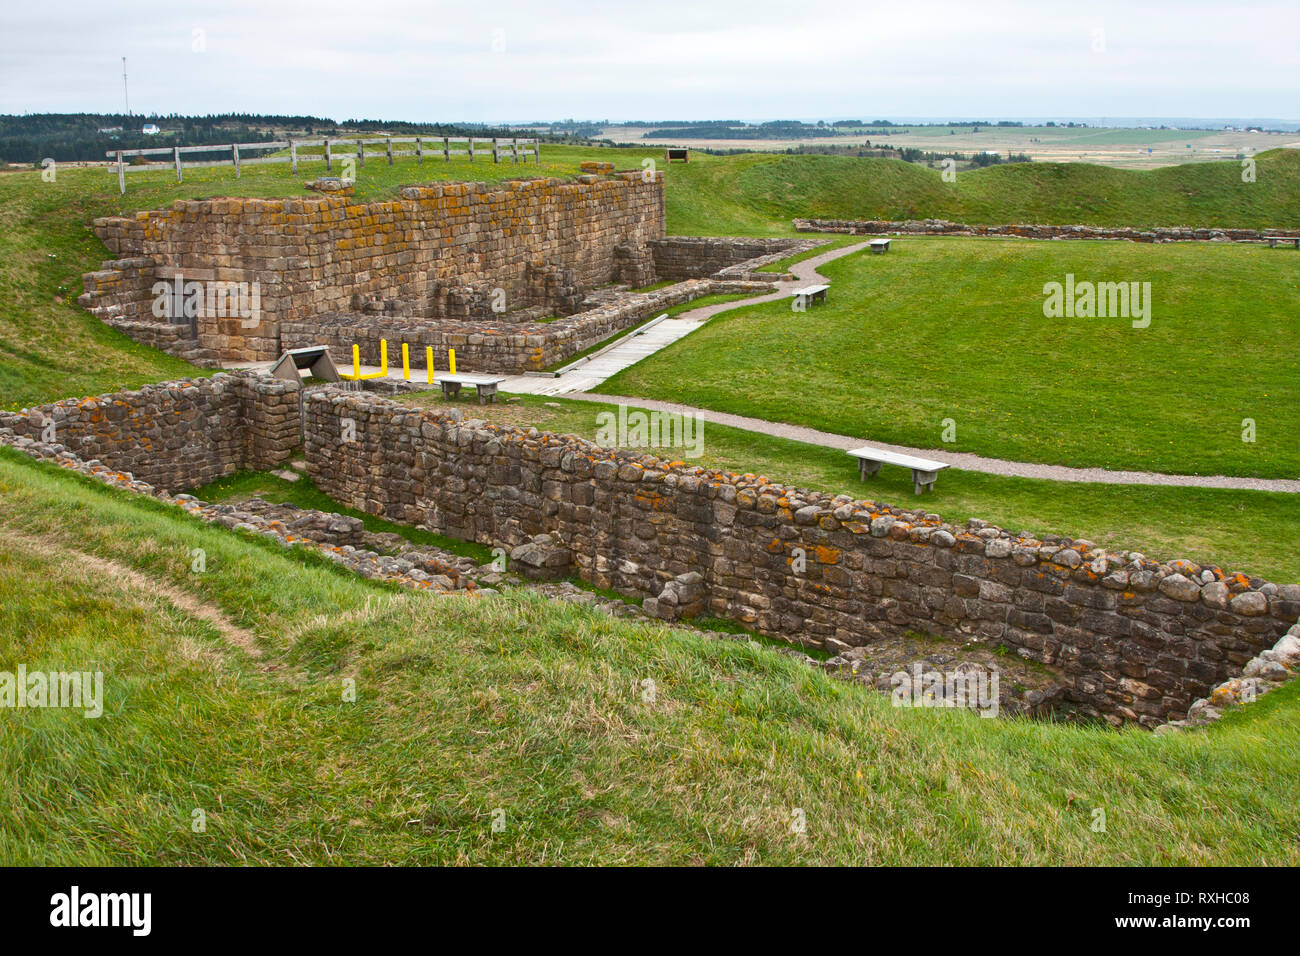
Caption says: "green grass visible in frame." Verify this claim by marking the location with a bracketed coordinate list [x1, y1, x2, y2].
[662, 147, 1300, 236]
[189, 469, 495, 563]
[596, 237, 1300, 479]
[0, 435, 1297, 865]
[437, 393, 1300, 584]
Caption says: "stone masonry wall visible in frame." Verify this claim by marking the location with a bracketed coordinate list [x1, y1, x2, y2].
[649, 237, 819, 280]
[302, 390, 1298, 728]
[0, 372, 300, 492]
[280, 278, 772, 374]
[85, 173, 666, 362]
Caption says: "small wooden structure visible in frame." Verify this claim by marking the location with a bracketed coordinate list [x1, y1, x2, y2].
[665, 147, 689, 163]
[435, 373, 506, 404]
[847, 446, 950, 495]
[270, 346, 341, 383]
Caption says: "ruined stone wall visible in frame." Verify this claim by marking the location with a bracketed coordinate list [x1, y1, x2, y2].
[280, 278, 771, 374]
[794, 217, 1299, 243]
[302, 390, 1297, 727]
[86, 173, 666, 362]
[648, 237, 818, 280]
[0, 373, 300, 492]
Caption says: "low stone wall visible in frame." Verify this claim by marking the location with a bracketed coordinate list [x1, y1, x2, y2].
[649, 237, 822, 280]
[794, 217, 1300, 243]
[281, 278, 773, 374]
[0, 372, 299, 492]
[301, 389, 1299, 727]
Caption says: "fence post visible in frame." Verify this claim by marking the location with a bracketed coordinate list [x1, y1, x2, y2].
[325, 137, 331, 172]
[415, 137, 422, 165]
[534, 142, 540, 164]
[492, 137, 499, 163]
[386, 137, 394, 166]
[174, 146, 182, 182]
[232, 143, 241, 178]
[443, 137, 450, 162]
[117, 151, 125, 194]
[290, 140, 298, 174]
[357, 140, 364, 168]
[468, 137, 474, 163]
[511, 138, 519, 164]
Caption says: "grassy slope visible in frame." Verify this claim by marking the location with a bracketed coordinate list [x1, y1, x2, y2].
[664, 148, 1300, 236]
[597, 237, 1300, 479]
[1, 447, 1297, 866]
[407, 392, 1300, 584]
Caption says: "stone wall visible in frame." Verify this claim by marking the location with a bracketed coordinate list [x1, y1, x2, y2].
[83, 173, 666, 362]
[301, 390, 1298, 727]
[794, 217, 1300, 243]
[0, 372, 300, 492]
[280, 278, 772, 374]
[649, 237, 822, 280]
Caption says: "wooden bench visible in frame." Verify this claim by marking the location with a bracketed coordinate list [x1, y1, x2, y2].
[435, 373, 505, 404]
[792, 284, 830, 308]
[847, 446, 950, 494]
[869, 238, 891, 254]
[1266, 236, 1300, 248]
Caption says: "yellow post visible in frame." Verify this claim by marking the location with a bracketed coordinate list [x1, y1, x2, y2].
[402, 343, 410, 381]
[380, 339, 388, 376]
[426, 346, 434, 384]
[448, 348, 457, 375]
[352, 344, 360, 378]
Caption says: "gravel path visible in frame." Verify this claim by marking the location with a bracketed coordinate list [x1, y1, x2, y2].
[561, 240, 1299, 493]
[562, 392, 1299, 492]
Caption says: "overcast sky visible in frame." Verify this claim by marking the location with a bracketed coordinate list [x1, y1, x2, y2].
[3, 0, 1297, 122]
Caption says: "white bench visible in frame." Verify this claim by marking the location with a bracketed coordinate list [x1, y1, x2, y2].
[792, 284, 830, 308]
[1266, 236, 1300, 249]
[847, 446, 950, 494]
[869, 238, 891, 254]
[434, 373, 506, 404]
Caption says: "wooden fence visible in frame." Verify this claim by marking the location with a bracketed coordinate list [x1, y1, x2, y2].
[105, 135, 540, 193]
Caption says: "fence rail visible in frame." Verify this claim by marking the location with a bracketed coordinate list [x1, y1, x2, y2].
[105, 135, 540, 193]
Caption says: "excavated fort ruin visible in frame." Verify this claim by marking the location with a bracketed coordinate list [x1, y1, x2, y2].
[78, 167, 819, 372]
[37, 171, 1299, 730]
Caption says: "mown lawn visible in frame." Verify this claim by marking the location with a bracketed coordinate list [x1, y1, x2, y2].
[596, 237, 1300, 479]
[403, 392, 1300, 584]
[0, 447, 1297, 866]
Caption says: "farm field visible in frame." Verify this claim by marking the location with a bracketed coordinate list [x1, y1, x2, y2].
[595, 237, 1300, 479]
[1, 446, 1298, 866]
[599, 122, 1299, 169]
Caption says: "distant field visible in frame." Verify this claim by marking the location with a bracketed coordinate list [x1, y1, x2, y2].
[600, 123, 1300, 169]
[596, 237, 1300, 480]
